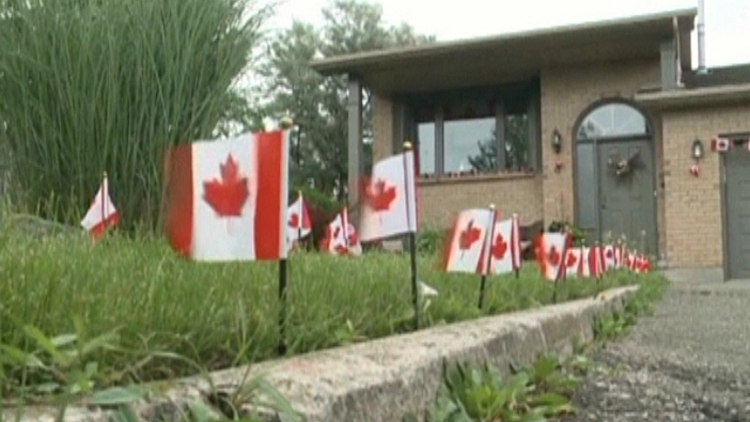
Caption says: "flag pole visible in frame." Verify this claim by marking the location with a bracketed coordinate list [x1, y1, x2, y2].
[402, 141, 420, 330]
[297, 190, 303, 251]
[277, 258, 288, 356]
[513, 213, 520, 280]
[277, 116, 294, 356]
[478, 204, 497, 310]
[101, 171, 107, 228]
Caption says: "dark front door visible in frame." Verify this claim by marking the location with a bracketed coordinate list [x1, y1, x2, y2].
[724, 148, 750, 279]
[597, 140, 657, 255]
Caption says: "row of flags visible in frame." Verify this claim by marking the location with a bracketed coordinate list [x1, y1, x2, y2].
[78, 129, 651, 280]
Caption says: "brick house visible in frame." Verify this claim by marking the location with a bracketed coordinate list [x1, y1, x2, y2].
[310, 7, 750, 280]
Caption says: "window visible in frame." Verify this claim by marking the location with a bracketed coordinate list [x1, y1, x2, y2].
[577, 103, 649, 141]
[406, 83, 538, 178]
[443, 99, 496, 174]
[417, 122, 436, 175]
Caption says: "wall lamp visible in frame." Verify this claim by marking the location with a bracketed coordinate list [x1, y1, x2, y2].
[551, 129, 563, 154]
[691, 138, 705, 161]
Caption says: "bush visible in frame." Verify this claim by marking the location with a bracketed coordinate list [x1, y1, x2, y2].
[548, 220, 586, 246]
[0, 0, 271, 231]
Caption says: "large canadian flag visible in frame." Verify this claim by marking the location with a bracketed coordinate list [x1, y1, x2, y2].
[163, 130, 289, 262]
[537, 232, 570, 281]
[320, 208, 362, 256]
[80, 174, 119, 238]
[359, 151, 418, 242]
[286, 193, 312, 251]
[487, 214, 522, 275]
[443, 208, 494, 274]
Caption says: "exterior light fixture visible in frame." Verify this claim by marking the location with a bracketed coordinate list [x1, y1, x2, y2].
[551, 129, 563, 154]
[691, 138, 705, 160]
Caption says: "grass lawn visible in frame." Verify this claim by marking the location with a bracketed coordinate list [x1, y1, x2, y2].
[0, 224, 666, 398]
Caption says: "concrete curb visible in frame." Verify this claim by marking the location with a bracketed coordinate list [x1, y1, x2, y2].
[3, 286, 639, 422]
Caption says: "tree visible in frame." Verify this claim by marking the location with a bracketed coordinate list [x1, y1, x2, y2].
[259, 0, 434, 201]
[468, 115, 531, 172]
[0, 0, 273, 230]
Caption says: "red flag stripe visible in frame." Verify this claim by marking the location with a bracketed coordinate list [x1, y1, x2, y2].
[254, 130, 289, 259]
[164, 144, 194, 256]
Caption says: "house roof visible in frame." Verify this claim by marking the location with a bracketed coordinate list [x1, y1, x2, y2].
[310, 8, 697, 95]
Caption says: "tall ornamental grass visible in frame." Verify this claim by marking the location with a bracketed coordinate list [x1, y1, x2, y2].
[0, 0, 271, 230]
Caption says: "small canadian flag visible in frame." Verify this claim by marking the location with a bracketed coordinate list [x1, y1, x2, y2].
[486, 214, 522, 275]
[711, 137, 731, 152]
[564, 247, 583, 278]
[359, 149, 418, 242]
[80, 173, 119, 238]
[536, 232, 570, 282]
[286, 192, 312, 252]
[443, 208, 495, 274]
[320, 208, 362, 256]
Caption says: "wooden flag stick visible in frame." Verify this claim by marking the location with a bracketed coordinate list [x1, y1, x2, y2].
[277, 258, 288, 356]
[478, 204, 497, 310]
[513, 214, 520, 280]
[403, 141, 420, 330]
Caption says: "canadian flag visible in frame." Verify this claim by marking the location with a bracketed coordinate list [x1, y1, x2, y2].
[588, 245, 604, 278]
[286, 193, 312, 251]
[579, 247, 591, 278]
[537, 232, 570, 281]
[602, 245, 616, 272]
[320, 208, 362, 256]
[565, 247, 583, 278]
[486, 214, 522, 275]
[163, 130, 289, 262]
[443, 208, 494, 274]
[711, 137, 731, 152]
[614, 244, 624, 269]
[80, 174, 119, 238]
[359, 150, 417, 242]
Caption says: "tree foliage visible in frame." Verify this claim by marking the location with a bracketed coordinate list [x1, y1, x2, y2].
[0, 0, 273, 230]
[259, 0, 434, 200]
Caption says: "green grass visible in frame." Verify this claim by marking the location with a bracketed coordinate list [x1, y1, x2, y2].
[0, 225, 665, 399]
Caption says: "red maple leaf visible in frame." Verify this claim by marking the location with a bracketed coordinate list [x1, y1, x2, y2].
[548, 246, 561, 266]
[605, 248, 614, 259]
[288, 213, 299, 228]
[364, 179, 397, 212]
[458, 220, 482, 251]
[491, 233, 508, 260]
[202, 154, 249, 217]
[566, 251, 578, 268]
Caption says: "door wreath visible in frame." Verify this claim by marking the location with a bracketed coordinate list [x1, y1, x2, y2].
[607, 150, 644, 181]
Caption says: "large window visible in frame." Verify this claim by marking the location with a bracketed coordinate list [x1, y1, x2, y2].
[407, 84, 538, 178]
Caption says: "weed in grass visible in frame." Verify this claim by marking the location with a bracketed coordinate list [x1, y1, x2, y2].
[416, 355, 580, 422]
[0, 224, 664, 398]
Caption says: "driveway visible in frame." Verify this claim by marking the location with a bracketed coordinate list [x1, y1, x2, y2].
[566, 268, 750, 422]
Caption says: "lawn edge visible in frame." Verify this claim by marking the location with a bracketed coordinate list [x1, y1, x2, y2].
[3, 285, 640, 422]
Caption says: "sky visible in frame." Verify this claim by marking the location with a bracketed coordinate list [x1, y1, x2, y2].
[264, 0, 750, 69]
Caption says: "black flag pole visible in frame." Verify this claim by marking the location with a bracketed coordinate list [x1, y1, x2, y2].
[277, 259, 288, 356]
[478, 204, 497, 310]
[513, 213, 521, 280]
[277, 116, 294, 356]
[402, 141, 420, 330]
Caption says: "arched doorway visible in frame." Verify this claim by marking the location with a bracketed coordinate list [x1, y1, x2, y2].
[573, 101, 658, 255]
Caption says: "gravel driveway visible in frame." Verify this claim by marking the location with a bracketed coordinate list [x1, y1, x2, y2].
[565, 269, 750, 422]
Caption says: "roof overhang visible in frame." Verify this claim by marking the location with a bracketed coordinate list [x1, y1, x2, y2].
[635, 83, 750, 110]
[310, 8, 696, 95]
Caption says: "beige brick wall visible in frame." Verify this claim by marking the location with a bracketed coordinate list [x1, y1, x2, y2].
[417, 175, 544, 229]
[540, 59, 664, 250]
[660, 102, 750, 268]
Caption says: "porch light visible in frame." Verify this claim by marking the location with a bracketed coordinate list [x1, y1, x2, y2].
[551, 129, 563, 154]
[691, 139, 705, 160]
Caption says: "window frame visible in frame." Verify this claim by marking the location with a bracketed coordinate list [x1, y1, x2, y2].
[398, 80, 540, 178]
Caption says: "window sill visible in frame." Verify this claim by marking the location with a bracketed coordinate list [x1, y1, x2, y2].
[417, 171, 537, 186]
